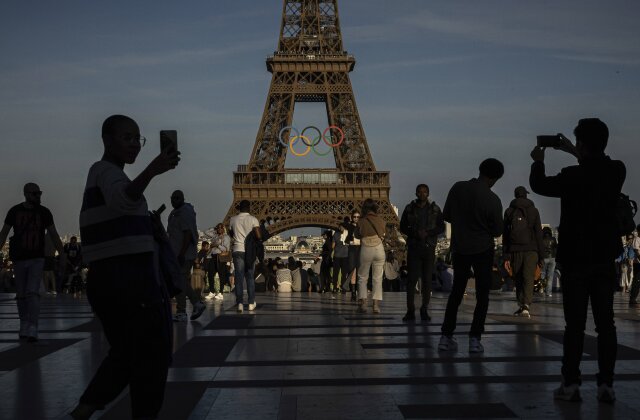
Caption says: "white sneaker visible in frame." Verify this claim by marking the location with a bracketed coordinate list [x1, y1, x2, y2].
[520, 308, 531, 318]
[204, 292, 215, 300]
[469, 337, 484, 353]
[248, 302, 257, 311]
[237, 303, 243, 313]
[214, 293, 224, 300]
[173, 312, 188, 322]
[438, 335, 458, 351]
[597, 384, 616, 403]
[554, 383, 581, 401]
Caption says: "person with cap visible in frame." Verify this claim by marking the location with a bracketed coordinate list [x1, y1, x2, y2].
[530, 118, 625, 403]
[503, 185, 544, 318]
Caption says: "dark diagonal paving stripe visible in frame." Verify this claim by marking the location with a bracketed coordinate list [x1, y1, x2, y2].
[100, 381, 209, 420]
[0, 338, 82, 370]
[66, 318, 102, 332]
[399, 403, 517, 419]
[172, 336, 239, 367]
[539, 332, 640, 359]
[204, 315, 254, 330]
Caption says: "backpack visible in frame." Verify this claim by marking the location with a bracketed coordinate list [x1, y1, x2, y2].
[507, 207, 531, 246]
[616, 192, 637, 236]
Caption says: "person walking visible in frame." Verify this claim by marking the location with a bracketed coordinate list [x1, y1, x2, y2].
[70, 114, 179, 419]
[355, 199, 387, 314]
[0, 183, 64, 341]
[438, 158, 504, 353]
[332, 222, 350, 297]
[346, 210, 361, 301]
[400, 183, 445, 322]
[530, 118, 624, 403]
[168, 190, 206, 322]
[503, 186, 544, 318]
[229, 200, 261, 312]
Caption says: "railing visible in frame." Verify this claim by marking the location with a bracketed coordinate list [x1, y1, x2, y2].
[267, 53, 354, 61]
[233, 170, 389, 187]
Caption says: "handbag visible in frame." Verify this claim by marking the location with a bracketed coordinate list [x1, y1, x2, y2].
[218, 251, 232, 263]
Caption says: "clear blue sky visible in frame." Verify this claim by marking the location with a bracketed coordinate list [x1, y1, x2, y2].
[1, 0, 639, 234]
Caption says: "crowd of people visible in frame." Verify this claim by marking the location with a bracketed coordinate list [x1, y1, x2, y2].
[0, 115, 633, 418]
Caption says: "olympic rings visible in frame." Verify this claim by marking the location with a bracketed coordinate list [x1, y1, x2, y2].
[301, 126, 322, 147]
[289, 135, 312, 156]
[278, 125, 346, 157]
[322, 126, 345, 148]
[278, 126, 300, 147]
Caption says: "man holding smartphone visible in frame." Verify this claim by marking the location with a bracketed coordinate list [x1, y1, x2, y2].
[530, 118, 624, 404]
[71, 115, 180, 420]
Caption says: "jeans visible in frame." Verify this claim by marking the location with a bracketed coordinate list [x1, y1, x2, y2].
[441, 249, 493, 338]
[358, 243, 385, 301]
[332, 256, 350, 291]
[512, 251, 538, 308]
[207, 256, 228, 294]
[13, 258, 44, 338]
[233, 251, 255, 305]
[406, 247, 435, 312]
[541, 257, 556, 292]
[560, 262, 617, 387]
[80, 253, 171, 419]
[175, 259, 202, 314]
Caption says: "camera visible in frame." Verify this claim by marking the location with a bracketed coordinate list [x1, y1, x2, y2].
[537, 134, 561, 148]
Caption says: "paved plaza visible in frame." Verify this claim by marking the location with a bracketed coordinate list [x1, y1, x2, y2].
[1, 289, 640, 419]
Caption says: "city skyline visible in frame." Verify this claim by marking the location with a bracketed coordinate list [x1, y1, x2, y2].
[2, 1, 639, 234]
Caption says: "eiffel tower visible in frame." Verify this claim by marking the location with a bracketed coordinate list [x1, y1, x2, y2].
[224, 0, 400, 243]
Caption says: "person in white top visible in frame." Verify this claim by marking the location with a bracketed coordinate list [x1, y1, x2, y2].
[229, 200, 261, 312]
[276, 261, 293, 292]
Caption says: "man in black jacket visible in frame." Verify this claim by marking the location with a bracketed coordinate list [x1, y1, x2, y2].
[503, 186, 543, 318]
[400, 184, 445, 321]
[530, 118, 624, 404]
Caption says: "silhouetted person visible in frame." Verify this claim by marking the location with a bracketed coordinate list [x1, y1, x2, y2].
[503, 186, 543, 318]
[168, 190, 206, 322]
[439, 158, 504, 353]
[71, 114, 179, 419]
[629, 225, 640, 306]
[0, 183, 64, 341]
[530, 118, 624, 403]
[400, 183, 445, 322]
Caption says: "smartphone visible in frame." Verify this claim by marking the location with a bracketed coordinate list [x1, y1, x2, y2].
[156, 204, 167, 215]
[537, 135, 561, 148]
[160, 130, 178, 152]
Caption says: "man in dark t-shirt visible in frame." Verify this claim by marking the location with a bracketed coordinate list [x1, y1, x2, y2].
[0, 183, 64, 341]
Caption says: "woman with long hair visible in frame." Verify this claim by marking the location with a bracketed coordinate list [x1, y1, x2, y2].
[356, 199, 386, 313]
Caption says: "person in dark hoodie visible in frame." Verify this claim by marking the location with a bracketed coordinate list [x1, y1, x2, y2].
[400, 183, 445, 322]
[530, 118, 625, 404]
[503, 186, 543, 318]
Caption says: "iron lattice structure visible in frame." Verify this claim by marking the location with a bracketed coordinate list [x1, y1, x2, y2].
[225, 0, 401, 247]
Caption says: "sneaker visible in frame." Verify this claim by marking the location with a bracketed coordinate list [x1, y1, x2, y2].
[214, 293, 224, 300]
[545, 291, 552, 297]
[173, 312, 188, 322]
[438, 335, 458, 351]
[204, 292, 216, 300]
[513, 307, 524, 316]
[469, 336, 484, 353]
[190, 302, 206, 321]
[520, 308, 531, 318]
[553, 383, 581, 401]
[52, 291, 57, 296]
[237, 303, 243, 313]
[248, 302, 256, 311]
[597, 384, 616, 403]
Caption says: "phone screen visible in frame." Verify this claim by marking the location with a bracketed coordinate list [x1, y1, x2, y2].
[160, 130, 178, 152]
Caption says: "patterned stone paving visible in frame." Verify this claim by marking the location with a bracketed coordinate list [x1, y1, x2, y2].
[1, 289, 639, 419]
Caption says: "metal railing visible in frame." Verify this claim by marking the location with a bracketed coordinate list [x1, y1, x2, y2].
[233, 169, 389, 187]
